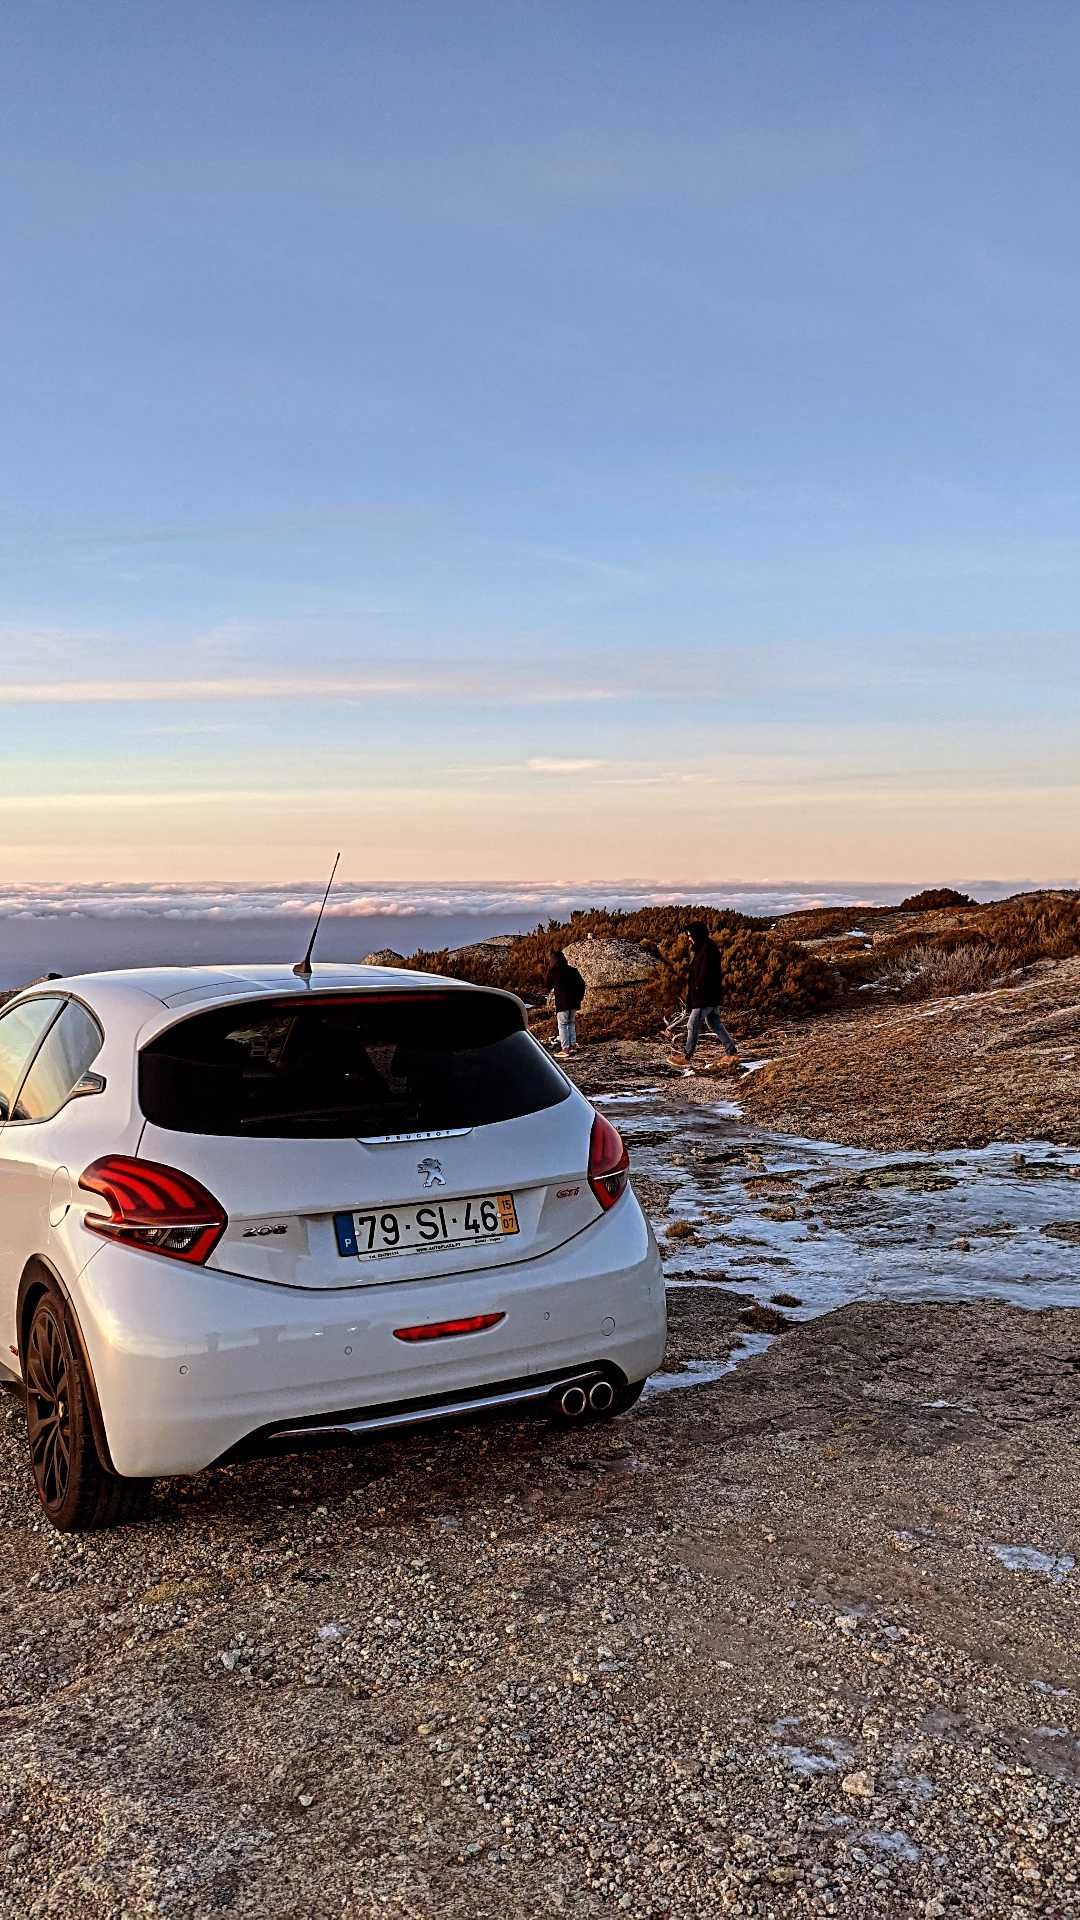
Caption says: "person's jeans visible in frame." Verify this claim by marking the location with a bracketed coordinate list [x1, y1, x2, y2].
[557, 1010, 577, 1050]
[685, 1006, 736, 1059]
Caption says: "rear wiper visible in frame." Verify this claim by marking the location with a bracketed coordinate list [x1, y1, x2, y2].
[239, 1106, 382, 1131]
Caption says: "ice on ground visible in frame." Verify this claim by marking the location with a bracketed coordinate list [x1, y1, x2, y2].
[642, 1333, 774, 1397]
[897, 1773, 936, 1802]
[772, 1744, 841, 1776]
[859, 1830, 921, 1865]
[593, 1089, 661, 1105]
[989, 1545, 1076, 1582]
[613, 1097, 1080, 1318]
[769, 1721, 854, 1776]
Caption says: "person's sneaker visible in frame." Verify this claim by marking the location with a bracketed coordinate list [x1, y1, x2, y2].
[667, 1053, 693, 1070]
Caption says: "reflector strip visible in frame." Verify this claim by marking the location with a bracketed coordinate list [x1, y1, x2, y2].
[393, 1312, 505, 1343]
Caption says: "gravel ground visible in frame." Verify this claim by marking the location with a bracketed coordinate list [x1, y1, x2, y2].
[2, 1280, 1078, 1920]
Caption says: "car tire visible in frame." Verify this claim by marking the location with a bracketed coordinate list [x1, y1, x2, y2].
[23, 1286, 152, 1532]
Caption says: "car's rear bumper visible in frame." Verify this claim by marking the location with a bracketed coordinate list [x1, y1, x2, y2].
[72, 1196, 666, 1476]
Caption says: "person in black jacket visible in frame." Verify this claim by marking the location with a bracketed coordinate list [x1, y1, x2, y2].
[545, 949, 584, 1054]
[673, 922, 737, 1066]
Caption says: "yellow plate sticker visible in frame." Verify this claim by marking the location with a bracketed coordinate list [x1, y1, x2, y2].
[497, 1192, 520, 1233]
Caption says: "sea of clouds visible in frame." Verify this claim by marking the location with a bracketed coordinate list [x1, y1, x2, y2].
[0, 878, 1032, 924]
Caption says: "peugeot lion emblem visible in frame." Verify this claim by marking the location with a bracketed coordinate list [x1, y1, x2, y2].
[418, 1156, 446, 1189]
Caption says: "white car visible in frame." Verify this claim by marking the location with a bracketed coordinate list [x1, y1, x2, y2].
[0, 964, 665, 1531]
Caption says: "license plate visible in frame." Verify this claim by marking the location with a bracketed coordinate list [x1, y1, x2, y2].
[334, 1193, 520, 1262]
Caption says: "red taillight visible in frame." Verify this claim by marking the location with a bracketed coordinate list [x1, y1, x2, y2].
[393, 1312, 505, 1343]
[78, 1155, 227, 1265]
[588, 1112, 630, 1210]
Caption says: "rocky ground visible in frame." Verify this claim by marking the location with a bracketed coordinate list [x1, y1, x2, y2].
[2, 1284, 1078, 1916]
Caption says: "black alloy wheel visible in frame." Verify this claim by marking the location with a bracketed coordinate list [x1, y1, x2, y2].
[25, 1299, 73, 1513]
[23, 1285, 152, 1532]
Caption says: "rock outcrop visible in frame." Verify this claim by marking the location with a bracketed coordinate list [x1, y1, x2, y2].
[563, 936, 655, 1014]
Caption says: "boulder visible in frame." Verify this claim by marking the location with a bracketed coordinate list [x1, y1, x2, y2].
[563, 936, 655, 1013]
[445, 942, 506, 980]
[360, 949, 407, 968]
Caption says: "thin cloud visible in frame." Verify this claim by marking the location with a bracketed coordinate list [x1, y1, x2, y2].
[0, 675, 615, 708]
[526, 756, 609, 774]
[0, 676, 424, 704]
[138, 722, 240, 736]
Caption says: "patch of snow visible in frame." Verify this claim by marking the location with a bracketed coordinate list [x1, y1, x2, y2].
[592, 1090, 660, 1105]
[1032, 1679, 1075, 1700]
[990, 1545, 1075, 1582]
[897, 1773, 937, 1802]
[738, 1057, 773, 1075]
[772, 1744, 841, 1776]
[642, 1333, 774, 1398]
[859, 1830, 921, 1865]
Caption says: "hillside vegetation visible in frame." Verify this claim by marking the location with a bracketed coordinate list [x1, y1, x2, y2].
[401, 890, 1080, 1042]
[832, 890, 1080, 1000]
[405, 906, 829, 1038]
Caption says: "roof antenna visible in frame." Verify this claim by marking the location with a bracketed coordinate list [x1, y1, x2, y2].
[293, 852, 341, 980]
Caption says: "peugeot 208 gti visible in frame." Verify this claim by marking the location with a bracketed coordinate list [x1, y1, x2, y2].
[0, 966, 666, 1530]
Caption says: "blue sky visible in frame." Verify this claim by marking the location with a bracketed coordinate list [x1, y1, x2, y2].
[2, 1, 1077, 883]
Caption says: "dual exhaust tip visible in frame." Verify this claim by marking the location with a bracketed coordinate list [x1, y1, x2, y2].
[557, 1378, 615, 1419]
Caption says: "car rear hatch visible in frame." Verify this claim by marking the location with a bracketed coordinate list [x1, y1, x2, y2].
[136, 986, 602, 1289]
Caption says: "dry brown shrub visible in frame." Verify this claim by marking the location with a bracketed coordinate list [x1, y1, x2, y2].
[854, 891, 1080, 1000]
[879, 941, 1004, 996]
[899, 887, 977, 910]
[974, 891, 1080, 962]
[401, 914, 833, 1041]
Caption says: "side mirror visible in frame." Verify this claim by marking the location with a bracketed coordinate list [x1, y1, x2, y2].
[71, 1070, 107, 1099]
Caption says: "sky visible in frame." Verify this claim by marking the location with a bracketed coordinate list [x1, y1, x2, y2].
[2, 0, 1078, 887]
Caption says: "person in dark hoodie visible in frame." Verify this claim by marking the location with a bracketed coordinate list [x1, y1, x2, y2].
[545, 948, 585, 1055]
[672, 921, 738, 1068]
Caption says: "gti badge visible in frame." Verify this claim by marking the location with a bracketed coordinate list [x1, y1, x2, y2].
[418, 1156, 446, 1189]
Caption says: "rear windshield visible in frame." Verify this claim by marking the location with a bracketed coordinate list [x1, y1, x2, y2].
[138, 991, 570, 1138]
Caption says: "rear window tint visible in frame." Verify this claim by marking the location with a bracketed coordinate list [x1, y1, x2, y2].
[139, 991, 570, 1138]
